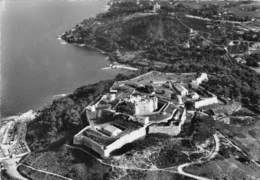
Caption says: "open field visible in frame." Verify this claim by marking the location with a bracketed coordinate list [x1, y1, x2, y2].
[185, 132, 260, 180]
[20, 145, 110, 180]
[232, 120, 260, 162]
[186, 156, 260, 180]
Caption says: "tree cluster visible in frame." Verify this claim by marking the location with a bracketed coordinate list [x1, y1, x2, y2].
[115, 101, 135, 115]
[26, 80, 113, 151]
[190, 113, 216, 144]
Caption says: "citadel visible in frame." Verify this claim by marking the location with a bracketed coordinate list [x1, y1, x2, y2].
[74, 71, 219, 157]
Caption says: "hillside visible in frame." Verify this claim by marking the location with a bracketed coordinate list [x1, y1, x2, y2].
[25, 80, 114, 151]
[20, 1, 260, 180]
[62, 1, 260, 112]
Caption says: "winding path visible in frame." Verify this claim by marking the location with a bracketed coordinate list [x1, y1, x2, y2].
[65, 133, 220, 180]
[177, 162, 210, 180]
[177, 134, 220, 180]
[217, 131, 260, 169]
[185, 14, 252, 25]
[17, 163, 72, 180]
[65, 144, 178, 174]
[3, 159, 27, 180]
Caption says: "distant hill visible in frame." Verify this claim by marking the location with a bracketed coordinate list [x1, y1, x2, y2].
[62, 1, 260, 112]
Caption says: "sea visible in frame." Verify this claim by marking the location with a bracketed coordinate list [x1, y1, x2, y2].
[1, 0, 117, 117]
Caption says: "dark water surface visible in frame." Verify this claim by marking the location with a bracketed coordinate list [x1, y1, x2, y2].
[1, 0, 116, 117]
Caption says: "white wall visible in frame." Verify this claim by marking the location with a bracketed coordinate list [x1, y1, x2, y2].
[148, 125, 180, 136]
[195, 97, 218, 108]
[104, 127, 146, 157]
[74, 134, 105, 157]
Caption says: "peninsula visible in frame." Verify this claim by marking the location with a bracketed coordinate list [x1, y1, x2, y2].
[1, 1, 260, 180]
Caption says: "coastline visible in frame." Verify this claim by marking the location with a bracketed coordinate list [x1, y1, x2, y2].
[1, 110, 37, 126]
[57, 34, 121, 72]
[0, 110, 37, 180]
[2, 1, 260, 179]
[57, 34, 107, 55]
[1, 91, 68, 122]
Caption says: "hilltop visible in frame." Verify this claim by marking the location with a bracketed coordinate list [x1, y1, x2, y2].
[61, 0, 260, 112]
[11, 1, 260, 180]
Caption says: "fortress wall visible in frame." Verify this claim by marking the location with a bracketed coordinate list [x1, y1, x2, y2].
[195, 96, 218, 109]
[148, 125, 180, 136]
[74, 134, 105, 157]
[104, 127, 146, 157]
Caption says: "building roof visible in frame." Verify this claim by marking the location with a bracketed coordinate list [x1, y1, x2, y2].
[81, 116, 143, 147]
[100, 124, 122, 137]
[173, 83, 188, 94]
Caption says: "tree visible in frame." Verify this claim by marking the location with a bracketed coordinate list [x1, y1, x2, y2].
[245, 54, 260, 67]
[191, 113, 216, 144]
[116, 101, 135, 115]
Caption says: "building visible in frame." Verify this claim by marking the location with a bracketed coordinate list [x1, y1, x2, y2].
[191, 73, 208, 89]
[153, 2, 160, 13]
[190, 28, 198, 38]
[135, 116, 150, 125]
[74, 105, 186, 158]
[194, 96, 218, 109]
[228, 40, 235, 46]
[183, 41, 190, 48]
[103, 92, 117, 102]
[234, 56, 246, 64]
[96, 105, 111, 119]
[73, 71, 201, 158]
[86, 105, 96, 112]
[129, 94, 158, 115]
[74, 118, 146, 157]
[148, 108, 187, 136]
[98, 124, 122, 137]
[109, 90, 118, 101]
[249, 42, 260, 52]
[190, 92, 200, 100]
[173, 83, 189, 97]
